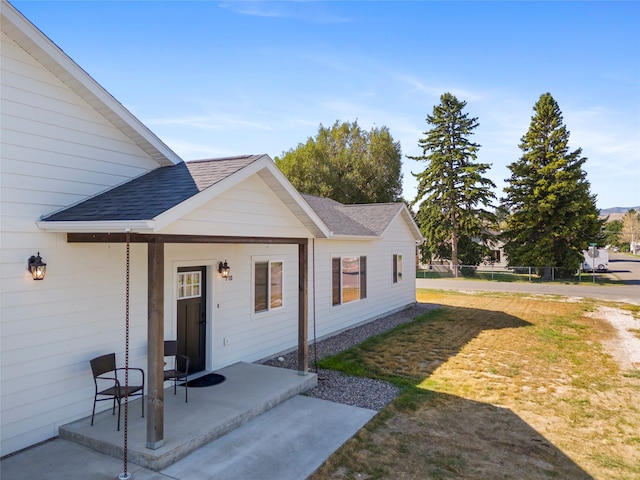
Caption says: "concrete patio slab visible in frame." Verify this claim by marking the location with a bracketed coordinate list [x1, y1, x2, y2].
[0, 395, 376, 480]
[161, 395, 376, 480]
[57, 362, 317, 471]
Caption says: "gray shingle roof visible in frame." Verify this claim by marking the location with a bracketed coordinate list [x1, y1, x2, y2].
[42, 155, 407, 239]
[42, 156, 261, 221]
[301, 194, 403, 237]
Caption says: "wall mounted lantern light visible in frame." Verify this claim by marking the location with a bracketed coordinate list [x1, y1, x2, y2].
[218, 260, 230, 280]
[28, 252, 47, 280]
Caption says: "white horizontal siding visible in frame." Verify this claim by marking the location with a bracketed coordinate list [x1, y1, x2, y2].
[0, 140, 151, 180]
[2, 111, 156, 165]
[0, 155, 136, 190]
[163, 213, 419, 373]
[0, 32, 160, 219]
[0, 31, 166, 453]
[163, 243, 301, 370]
[0, 241, 149, 455]
[311, 216, 418, 341]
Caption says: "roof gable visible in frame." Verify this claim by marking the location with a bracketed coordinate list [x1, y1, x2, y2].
[300, 195, 377, 236]
[301, 194, 423, 241]
[38, 154, 422, 241]
[42, 156, 260, 222]
[1, 0, 181, 167]
[38, 155, 331, 237]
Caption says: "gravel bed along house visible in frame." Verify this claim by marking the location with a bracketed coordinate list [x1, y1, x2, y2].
[259, 303, 439, 411]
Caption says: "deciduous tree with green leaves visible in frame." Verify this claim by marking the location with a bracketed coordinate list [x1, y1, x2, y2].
[409, 93, 496, 276]
[275, 120, 403, 204]
[603, 219, 623, 248]
[501, 93, 603, 277]
[620, 209, 640, 253]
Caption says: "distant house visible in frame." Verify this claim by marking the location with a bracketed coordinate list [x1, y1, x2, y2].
[418, 231, 507, 271]
[0, 0, 423, 456]
[483, 233, 508, 269]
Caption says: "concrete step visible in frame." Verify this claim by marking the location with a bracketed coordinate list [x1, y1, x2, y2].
[59, 362, 317, 471]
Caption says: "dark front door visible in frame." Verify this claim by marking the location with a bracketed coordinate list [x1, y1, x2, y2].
[177, 267, 207, 373]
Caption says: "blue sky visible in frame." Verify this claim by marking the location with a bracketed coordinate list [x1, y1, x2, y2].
[12, 1, 640, 210]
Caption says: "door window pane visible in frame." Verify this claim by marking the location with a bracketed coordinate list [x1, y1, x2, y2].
[177, 271, 202, 300]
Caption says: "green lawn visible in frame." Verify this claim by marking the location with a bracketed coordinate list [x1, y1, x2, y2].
[310, 290, 640, 480]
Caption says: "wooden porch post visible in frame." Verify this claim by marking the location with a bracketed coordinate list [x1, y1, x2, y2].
[297, 240, 308, 374]
[146, 239, 165, 449]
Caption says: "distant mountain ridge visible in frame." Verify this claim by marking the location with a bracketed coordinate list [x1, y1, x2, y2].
[601, 206, 639, 214]
[600, 206, 640, 221]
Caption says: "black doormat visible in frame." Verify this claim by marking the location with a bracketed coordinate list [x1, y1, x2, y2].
[181, 373, 226, 388]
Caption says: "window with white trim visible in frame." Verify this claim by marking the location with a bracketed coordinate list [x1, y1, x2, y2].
[177, 271, 202, 299]
[254, 261, 283, 313]
[332, 256, 367, 305]
[393, 254, 403, 283]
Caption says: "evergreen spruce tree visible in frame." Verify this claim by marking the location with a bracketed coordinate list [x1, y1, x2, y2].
[501, 93, 603, 277]
[409, 93, 496, 276]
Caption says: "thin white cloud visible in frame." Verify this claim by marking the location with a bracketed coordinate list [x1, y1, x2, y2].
[223, 118, 275, 131]
[393, 73, 485, 102]
[160, 138, 230, 160]
[148, 114, 274, 132]
[217, 1, 350, 24]
[149, 116, 218, 129]
[564, 106, 639, 172]
[282, 117, 319, 128]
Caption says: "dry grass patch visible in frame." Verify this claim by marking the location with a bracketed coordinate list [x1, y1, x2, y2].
[310, 290, 640, 480]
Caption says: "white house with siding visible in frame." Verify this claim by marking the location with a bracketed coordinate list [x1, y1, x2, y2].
[0, 0, 423, 457]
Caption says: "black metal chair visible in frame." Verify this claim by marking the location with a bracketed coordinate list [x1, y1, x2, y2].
[90, 353, 144, 430]
[164, 340, 189, 402]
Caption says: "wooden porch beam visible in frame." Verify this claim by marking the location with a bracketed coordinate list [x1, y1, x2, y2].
[67, 232, 307, 245]
[297, 240, 308, 374]
[146, 240, 164, 449]
[69, 231, 312, 432]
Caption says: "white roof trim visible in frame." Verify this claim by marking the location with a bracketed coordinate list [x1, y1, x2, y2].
[326, 234, 380, 240]
[36, 220, 156, 233]
[1, 0, 181, 167]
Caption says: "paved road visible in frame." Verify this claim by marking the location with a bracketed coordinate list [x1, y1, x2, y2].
[417, 253, 639, 305]
[608, 251, 640, 283]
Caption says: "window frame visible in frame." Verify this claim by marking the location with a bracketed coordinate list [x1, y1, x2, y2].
[393, 254, 403, 284]
[332, 255, 367, 306]
[253, 258, 284, 315]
